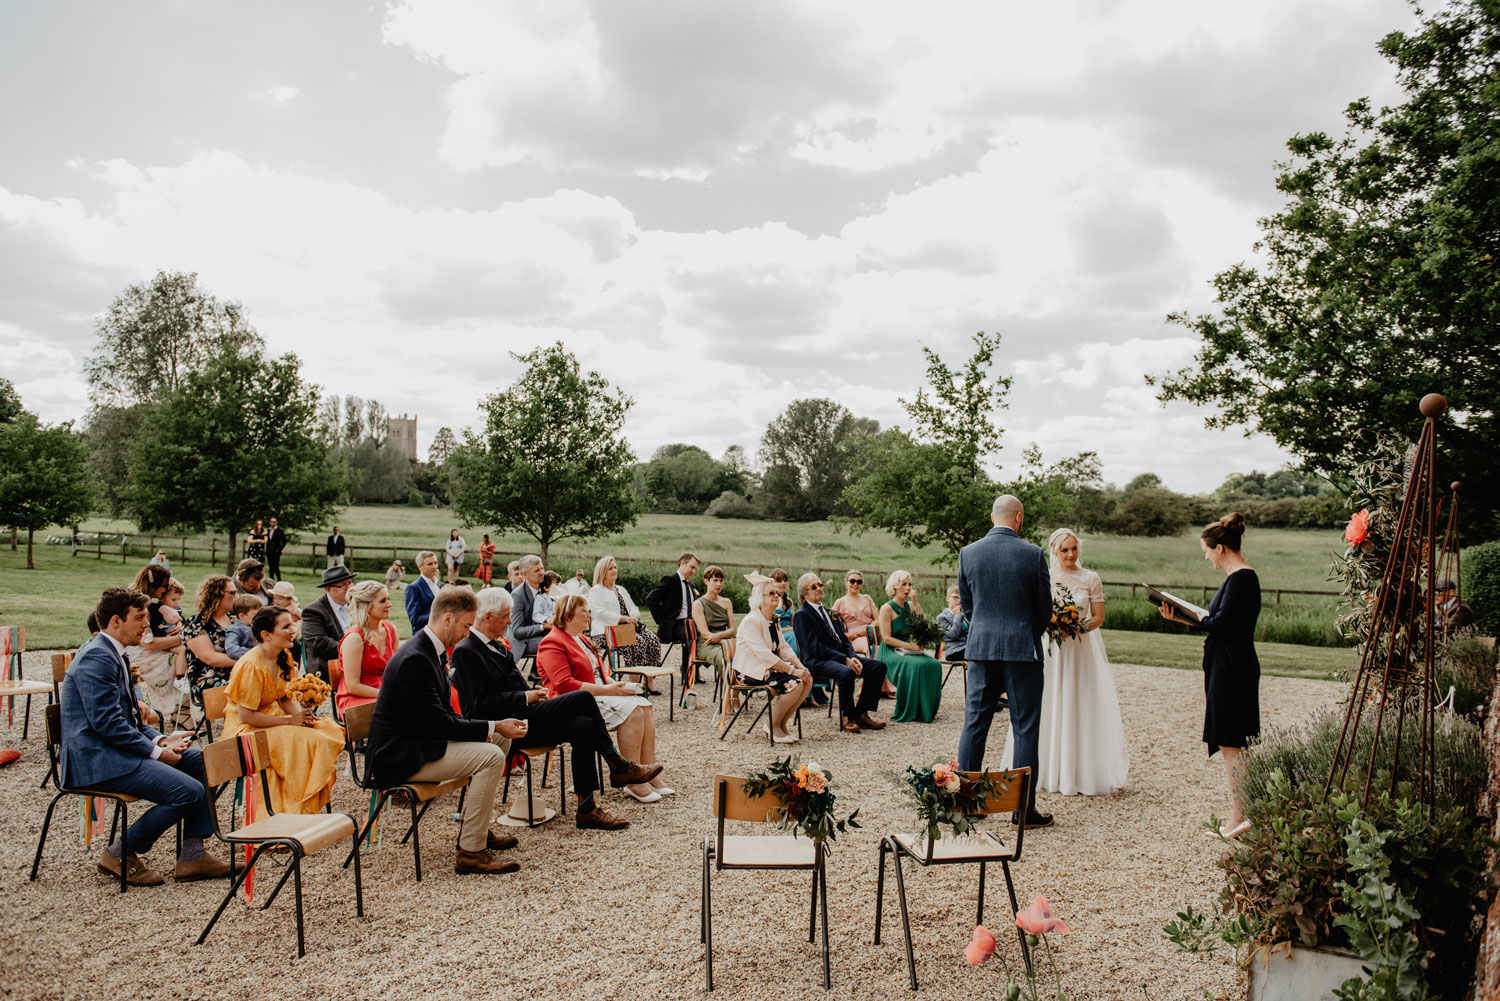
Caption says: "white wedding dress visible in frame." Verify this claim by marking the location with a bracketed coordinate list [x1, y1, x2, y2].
[1001, 568, 1129, 796]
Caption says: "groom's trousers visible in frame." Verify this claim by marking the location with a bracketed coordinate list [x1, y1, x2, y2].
[957, 660, 1043, 814]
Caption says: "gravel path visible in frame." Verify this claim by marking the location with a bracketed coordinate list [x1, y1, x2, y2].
[0, 650, 1343, 1000]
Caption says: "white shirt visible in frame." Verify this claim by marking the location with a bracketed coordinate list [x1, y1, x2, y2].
[331, 596, 351, 632]
[676, 571, 693, 619]
[101, 632, 166, 758]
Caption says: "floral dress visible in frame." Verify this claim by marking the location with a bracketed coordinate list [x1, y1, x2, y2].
[592, 590, 662, 668]
[183, 612, 234, 706]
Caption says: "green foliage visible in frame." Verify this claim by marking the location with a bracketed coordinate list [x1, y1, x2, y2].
[82, 404, 145, 518]
[759, 398, 877, 521]
[1004, 445, 1107, 544]
[1153, 1, 1500, 541]
[902, 760, 1003, 842]
[1461, 539, 1500, 636]
[705, 490, 757, 519]
[1328, 434, 1414, 643]
[638, 443, 742, 514]
[447, 342, 642, 563]
[1435, 635, 1497, 720]
[1331, 818, 1430, 1001]
[0, 378, 21, 424]
[1107, 487, 1193, 537]
[740, 756, 860, 844]
[337, 439, 414, 504]
[427, 426, 457, 466]
[127, 347, 345, 573]
[0, 412, 94, 568]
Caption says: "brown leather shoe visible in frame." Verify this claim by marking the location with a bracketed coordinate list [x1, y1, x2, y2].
[174, 853, 232, 881]
[854, 713, 886, 730]
[486, 832, 519, 851]
[455, 848, 520, 875]
[841, 719, 863, 733]
[576, 805, 630, 831]
[97, 852, 165, 886]
[609, 761, 664, 788]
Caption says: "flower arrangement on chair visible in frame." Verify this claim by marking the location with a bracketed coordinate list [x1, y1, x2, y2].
[903, 759, 1005, 842]
[742, 757, 860, 843]
[284, 674, 332, 711]
[1045, 588, 1084, 645]
[966, 895, 1071, 1000]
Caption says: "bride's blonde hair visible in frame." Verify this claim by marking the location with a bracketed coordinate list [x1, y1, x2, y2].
[1046, 528, 1085, 571]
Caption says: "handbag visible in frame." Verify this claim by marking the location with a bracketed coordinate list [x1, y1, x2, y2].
[609, 622, 637, 648]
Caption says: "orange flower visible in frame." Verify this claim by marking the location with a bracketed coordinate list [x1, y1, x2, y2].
[1344, 508, 1370, 547]
[1015, 895, 1070, 936]
[964, 924, 997, 963]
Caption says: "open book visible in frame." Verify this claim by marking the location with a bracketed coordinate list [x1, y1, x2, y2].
[1143, 585, 1209, 625]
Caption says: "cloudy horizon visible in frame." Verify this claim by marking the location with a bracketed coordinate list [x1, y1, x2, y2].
[0, 0, 1417, 494]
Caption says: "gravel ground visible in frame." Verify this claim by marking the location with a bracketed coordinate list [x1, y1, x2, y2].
[0, 650, 1343, 1001]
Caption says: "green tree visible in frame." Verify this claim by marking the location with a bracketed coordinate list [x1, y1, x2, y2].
[428, 426, 458, 466]
[446, 343, 641, 562]
[759, 398, 878, 521]
[337, 439, 414, 503]
[1122, 472, 1163, 496]
[128, 348, 345, 573]
[641, 443, 724, 513]
[0, 378, 21, 424]
[1152, 0, 1500, 540]
[0, 413, 94, 568]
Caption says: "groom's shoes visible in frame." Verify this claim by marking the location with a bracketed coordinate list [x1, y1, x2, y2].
[1011, 810, 1054, 830]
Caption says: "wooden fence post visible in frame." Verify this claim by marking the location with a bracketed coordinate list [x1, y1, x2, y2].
[96, 535, 102, 560]
[181, 536, 187, 563]
[211, 538, 217, 567]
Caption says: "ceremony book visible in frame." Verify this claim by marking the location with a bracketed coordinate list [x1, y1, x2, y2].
[1143, 585, 1209, 625]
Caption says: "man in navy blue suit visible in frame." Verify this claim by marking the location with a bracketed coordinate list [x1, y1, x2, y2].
[405, 549, 442, 630]
[60, 587, 231, 886]
[791, 573, 888, 733]
[956, 495, 1053, 828]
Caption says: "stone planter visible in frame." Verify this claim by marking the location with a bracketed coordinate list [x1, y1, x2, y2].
[1248, 945, 1368, 1001]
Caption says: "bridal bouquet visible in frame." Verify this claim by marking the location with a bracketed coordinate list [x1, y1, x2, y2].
[904, 759, 1005, 841]
[742, 756, 860, 843]
[905, 612, 945, 651]
[1045, 588, 1084, 644]
[285, 673, 332, 710]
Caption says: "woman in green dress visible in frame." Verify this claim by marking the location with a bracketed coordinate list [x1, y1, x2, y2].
[877, 570, 944, 722]
[691, 565, 736, 684]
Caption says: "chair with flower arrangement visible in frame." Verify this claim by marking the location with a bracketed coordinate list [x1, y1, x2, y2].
[874, 765, 1034, 990]
[701, 772, 833, 991]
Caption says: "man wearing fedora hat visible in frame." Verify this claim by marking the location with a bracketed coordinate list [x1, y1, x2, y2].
[303, 565, 356, 685]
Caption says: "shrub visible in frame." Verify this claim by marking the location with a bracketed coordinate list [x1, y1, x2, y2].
[1462, 539, 1500, 637]
[705, 490, 757, 519]
[1109, 487, 1193, 536]
[1436, 635, 1498, 722]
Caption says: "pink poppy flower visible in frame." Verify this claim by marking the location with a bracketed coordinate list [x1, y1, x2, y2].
[964, 924, 997, 963]
[1015, 895, 1070, 936]
[1344, 509, 1370, 547]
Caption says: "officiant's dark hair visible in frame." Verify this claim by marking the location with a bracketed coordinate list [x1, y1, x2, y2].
[1201, 512, 1246, 552]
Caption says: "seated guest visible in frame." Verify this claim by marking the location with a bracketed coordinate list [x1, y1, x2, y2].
[1436, 577, 1475, 636]
[646, 552, 700, 688]
[562, 570, 590, 597]
[878, 570, 945, 723]
[404, 550, 443, 630]
[149, 550, 171, 571]
[60, 587, 230, 886]
[505, 555, 547, 658]
[733, 581, 814, 744]
[835, 568, 896, 697]
[126, 563, 186, 729]
[233, 558, 274, 606]
[336, 581, 396, 715]
[502, 561, 522, 593]
[183, 575, 239, 706]
[223, 593, 262, 661]
[691, 566, 736, 684]
[452, 588, 657, 829]
[533, 571, 564, 631]
[385, 559, 405, 592]
[539, 594, 672, 803]
[768, 568, 799, 653]
[366, 586, 529, 875]
[792, 572, 888, 733]
[588, 555, 663, 673]
[302, 565, 355, 685]
[223, 607, 345, 814]
[938, 584, 969, 660]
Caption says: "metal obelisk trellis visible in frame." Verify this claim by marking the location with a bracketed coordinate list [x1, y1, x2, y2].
[1324, 394, 1449, 815]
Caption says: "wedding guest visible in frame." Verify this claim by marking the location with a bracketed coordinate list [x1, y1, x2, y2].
[233, 558, 274, 606]
[223, 606, 344, 814]
[588, 555, 663, 672]
[476, 534, 497, 587]
[1435, 577, 1475, 635]
[265, 516, 287, 581]
[385, 559, 405, 591]
[878, 570, 944, 723]
[183, 575, 239, 705]
[793, 572, 888, 733]
[937, 585, 969, 661]
[532, 571, 564, 631]
[562, 570, 590, 597]
[149, 550, 171, 571]
[733, 581, 813, 744]
[506, 555, 547, 658]
[365, 586, 528, 875]
[246, 520, 268, 565]
[326, 525, 346, 568]
[404, 550, 443, 630]
[302, 565, 355, 684]
[1159, 512, 1260, 840]
[223, 593, 262, 661]
[59, 587, 230, 886]
[539, 594, 671, 802]
[767, 568, 798, 654]
[835, 567, 896, 698]
[503, 561, 522, 593]
[269, 579, 303, 665]
[445, 529, 467, 582]
[452, 588, 655, 828]
[126, 564, 186, 728]
[691, 566, 736, 684]
[646, 553, 700, 688]
[336, 581, 397, 715]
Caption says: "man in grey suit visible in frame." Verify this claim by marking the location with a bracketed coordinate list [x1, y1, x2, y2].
[505, 554, 547, 658]
[956, 495, 1054, 828]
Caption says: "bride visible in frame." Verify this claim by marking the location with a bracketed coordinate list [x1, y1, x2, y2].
[1002, 528, 1128, 796]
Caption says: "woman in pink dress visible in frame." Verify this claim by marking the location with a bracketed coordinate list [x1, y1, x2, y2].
[833, 569, 897, 696]
[335, 581, 397, 715]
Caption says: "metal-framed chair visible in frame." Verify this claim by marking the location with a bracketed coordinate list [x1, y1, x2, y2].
[199, 685, 229, 744]
[498, 742, 566, 827]
[40, 653, 73, 789]
[718, 668, 801, 745]
[1, 626, 51, 740]
[874, 767, 1033, 990]
[339, 701, 469, 881]
[611, 629, 676, 721]
[196, 730, 363, 958]
[701, 774, 831, 991]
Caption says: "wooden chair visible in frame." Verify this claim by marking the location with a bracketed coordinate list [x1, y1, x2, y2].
[611, 629, 676, 721]
[40, 653, 73, 788]
[196, 730, 363, 958]
[1, 626, 51, 740]
[199, 685, 229, 743]
[701, 774, 830, 991]
[340, 701, 469, 881]
[718, 667, 801, 746]
[874, 767, 1034, 990]
[30, 704, 139, 893]
[498, 742, 566, 827]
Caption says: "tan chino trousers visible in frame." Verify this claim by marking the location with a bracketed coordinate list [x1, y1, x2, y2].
[405, 739, 508, 852]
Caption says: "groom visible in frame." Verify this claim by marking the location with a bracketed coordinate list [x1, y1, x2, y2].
[956, 494, 1054, 828]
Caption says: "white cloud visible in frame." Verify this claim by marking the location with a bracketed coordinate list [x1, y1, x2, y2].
[256, 85, 300, 104]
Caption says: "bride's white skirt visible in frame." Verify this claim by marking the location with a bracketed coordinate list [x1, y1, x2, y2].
[1001, 630, 1129, 796]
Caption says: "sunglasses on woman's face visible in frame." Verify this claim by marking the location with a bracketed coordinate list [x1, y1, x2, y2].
[847, 578, 863, 585]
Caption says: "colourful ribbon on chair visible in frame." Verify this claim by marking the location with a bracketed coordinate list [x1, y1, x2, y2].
[361, 789, 383, 852]
[1, 626, 19, 727]
[236, 734, 261, 904]
[78, 795, 107, 849]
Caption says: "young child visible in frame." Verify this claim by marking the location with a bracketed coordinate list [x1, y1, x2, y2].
[223, 593, 262, 661]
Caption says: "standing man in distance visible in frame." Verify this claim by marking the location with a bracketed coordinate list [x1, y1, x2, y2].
[265, 516, 287, 581]
[404, 550, 443, 631]
[647, 552, 699, 689]
[505, 555, 547, 659]
[326, 525, 346, 569]
[956, 494, 1054, 829]
[302, 565, 355, 685]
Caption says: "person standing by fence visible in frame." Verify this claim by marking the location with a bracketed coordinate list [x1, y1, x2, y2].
[266, 516, 287, 580]
[326, 525, 346, 568]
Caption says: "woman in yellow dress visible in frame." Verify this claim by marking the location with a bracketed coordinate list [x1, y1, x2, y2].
[224, 605, 345, 814]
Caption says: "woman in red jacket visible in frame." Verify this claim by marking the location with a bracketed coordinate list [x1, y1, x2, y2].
[538, 594, 671, 802]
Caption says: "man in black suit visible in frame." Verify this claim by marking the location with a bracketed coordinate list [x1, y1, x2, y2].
[366, 585, 526, 875]
[646, 552, 699, 688]
[326, 525, 346, 568]
[302, 565, 354, 684]
[791, 572, 889, 733]
[266, 516, 287, 580]
[452, 587, 657, 830]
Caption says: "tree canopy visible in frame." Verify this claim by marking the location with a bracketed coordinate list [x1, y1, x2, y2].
[1153, 0, 1500, 540]
[0, 410, 93, 568]
[758, 398, 877, 521]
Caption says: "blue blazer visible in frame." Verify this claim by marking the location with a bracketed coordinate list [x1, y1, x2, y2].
[59, 634, 163, 788]
[792, 603, 855, 667]
[957, 526, 1051, 663]
[405, 575, 438, 631]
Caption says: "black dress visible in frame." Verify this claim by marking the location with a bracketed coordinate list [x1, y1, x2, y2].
[1196, 568, 1261, 755]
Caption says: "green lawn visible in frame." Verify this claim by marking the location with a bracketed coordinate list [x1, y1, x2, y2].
[1099, 628, 1351, 680]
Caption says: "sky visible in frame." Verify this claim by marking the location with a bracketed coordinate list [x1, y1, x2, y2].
[0, 0, 1418, 493]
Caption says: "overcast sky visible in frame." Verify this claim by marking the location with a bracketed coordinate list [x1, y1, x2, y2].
[0, 0, 1417, 492]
